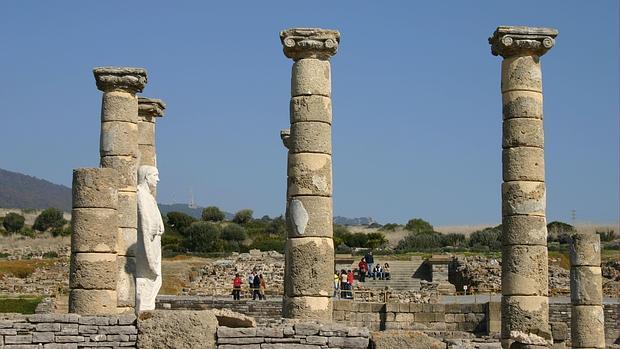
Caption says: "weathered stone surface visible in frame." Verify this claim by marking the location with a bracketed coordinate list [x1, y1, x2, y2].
[285, 238, 334, 296]
[291, 59, 331, 97]
[116, 256, 136, 308]
[569, 232, 601, 267]
[502, 91, 543, 120]
[501, 56, 542, 93]
[117, 192, 137, 229]
[502, 181, 546, 216]
[137, 119, 155, 145]
[100, 121, 138, 157]
[94, 67, 147, 94]
[116, 227, 137, 257]
[286, 196, 332, 238]
[501, 245, 548, 296]
[69, 289, 116, 315]
[502, 215, 547, 246]
[571, 305, 606, 348]
[501, 296, 550, 342]
[370, 330, 445, 349]
[328, 336, 370, 349]
[280, 28, 340, 61]
[550, 322, 569, 342]
[289, 122, 331, 154]
[211, 308, 256, 328]
[490, 26, 557, 59]
[138, 97, 165, 119]
[72, 168, 118, 209]
[100, 155, 138, 190]
[570, 266, 603, 305]
[71, 208, 118, 253]
[287, 153, 332, 197]
[70, 253, 117, 290]
[138, 144, 156, 167]
[137, 310, 217, 349]
[217, 326, 257, 338]
[290, 95, 332, 124]
[101, 91, 139, 123]
[503, 147, 545, 182]
[282, 296, 332, 320]
[503, 119, 544, 149]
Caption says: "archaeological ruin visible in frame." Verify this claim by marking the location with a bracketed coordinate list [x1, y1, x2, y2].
[1, 26, 617, 349]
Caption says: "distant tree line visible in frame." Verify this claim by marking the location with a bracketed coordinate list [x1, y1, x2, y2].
[0, 208, 69, 237]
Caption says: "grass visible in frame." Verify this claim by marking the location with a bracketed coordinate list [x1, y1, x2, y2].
[0, 295, 43, 314]
[0, 259, 56, 278]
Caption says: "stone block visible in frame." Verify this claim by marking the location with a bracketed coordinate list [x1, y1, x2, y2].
[138, 144, 156, 167]
[333, 300, 352, 312]
[290, 122, 331, 154]
[219, 345, 260, 349]
[72, 168, 118, 209]
[286, 196, 332, 238]
[502, 215, 547, 246]
[569, 232, 601, 267]
[100, 121, 138, 157]
[116, 227, 137, 257]
[385, 302, 399, 313]
[550, 322, 568, 342]
[570, 266, 603, 305]
[571, 305, 605, 348]
[70, 252, 117, 290]
[60, 323, 79, 335]
[284, 237, 334, 296]
[501, 56, 542, 93]
[501, 296, 550, 342]
[137, 120, 155, 145]
[32, 332, 54, 343]
[218, 336, 264, 344]
[409, 303, 423, 313]
[55, 335, 84, 342]
[502, 90, 543, 120]
[502, 181, 545, 217]
[117, 192, 137, 229]
[370, 330, 444, 349]
[292, 58, 331, 97]
[502, 245, 548, 296]
[328, 336, 369, 349]
[217, 326, 257, 338]
[395, 313, 414, 322]
[4, 335, 33, 344]
[100, 155, 138, 190]
[290, 95, 332, 124]
[101, 91, 138, 123]
[415, 312, 435, 322]
[294, 322, 320, 336]
[116, 255, 136, 307]
[69, 289, 116, 315]
[71, 208, 118, 253]
[256, 327, 283, 337]
[137, 310, 217, 349]
[287, 153, 332, 197]
[35, 323, 61, 332]
[503, 147, 545, 182]
[503, 118, 544, 149]
[282, 296, 332, 321]
[306, 335, 327, 345]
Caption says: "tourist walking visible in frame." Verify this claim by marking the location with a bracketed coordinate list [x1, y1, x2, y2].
[358, 258, 367, 282]
[364, 251, 374, 277]
[232, 273, 242, 300]
[252, 272, 261, 300]
[259, 274, 266, 300]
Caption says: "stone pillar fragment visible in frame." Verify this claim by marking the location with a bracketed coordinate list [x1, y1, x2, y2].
[489, 26, 558, 349]
[280, 28, 340, 321]
[137, 97, 166, 168]
[569, 233, 605, 348]
[69, 168, 119, 314]
[94, 67, 147, 313]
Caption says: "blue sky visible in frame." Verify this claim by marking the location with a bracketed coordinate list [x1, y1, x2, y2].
[0, 1, 618, 225]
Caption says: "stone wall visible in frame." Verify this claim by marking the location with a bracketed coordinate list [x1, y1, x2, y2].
[548, 303, 619, 347]
[0, 313, 137, 348]
[217, 322, 370, 349]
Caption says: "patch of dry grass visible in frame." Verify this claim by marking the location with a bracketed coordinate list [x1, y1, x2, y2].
[0, 259, 56, 278]
[160, 256, 210, 295]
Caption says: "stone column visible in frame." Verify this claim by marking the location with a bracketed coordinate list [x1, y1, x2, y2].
[138, 97, 166, 168]
[569, 233, 605, 349]
[280, 28, 339, 320]
[69, 168, 119, 314]
[489, 26, 558, 349]
[94, 67, 148, 313]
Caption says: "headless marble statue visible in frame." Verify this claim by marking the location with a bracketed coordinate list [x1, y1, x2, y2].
[136, 165, 164, 312]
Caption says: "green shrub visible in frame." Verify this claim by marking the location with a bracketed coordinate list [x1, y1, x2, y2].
[18, 227, 37, 238]
[249, 237, 285, 253]
[221, 223, 247, 242]
[232, 209, 253, 225]
[183, 222, 224, 252]
[597, 230, 616, 242]
[3, 212, 25, 233]
[167, 211, 196, 233]
[379, 223, 400, 232]
[405, 218, 434, 233]
[33, 208, 66, 232]
[469, 225, 502, 251]
[202, 206, 225, 222]
[396, 231, 443, 251]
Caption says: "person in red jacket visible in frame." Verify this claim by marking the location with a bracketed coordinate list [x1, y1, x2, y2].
[232, 273, 242, 300]
[358, 258, 367, 282]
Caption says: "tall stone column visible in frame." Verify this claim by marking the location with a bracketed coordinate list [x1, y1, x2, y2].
[280, 28, 339, 320]
[489, 26, 558, 349]
[569, 233, 605, 349]
[69, 168, 119, 314]
[94, 67, 148, 313]
[137, 97, 166, 168]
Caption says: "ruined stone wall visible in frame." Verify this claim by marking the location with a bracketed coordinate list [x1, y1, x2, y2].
[0, 313, 137, 348]
[548, 303, 619, 347]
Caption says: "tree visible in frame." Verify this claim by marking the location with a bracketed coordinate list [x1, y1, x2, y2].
[221, 223, 247, 242]
[547, 221, 575, 243]
[2, 212, 25, 233]
[405, 218, 434, 234]
[33, 208, 66, 232]
[202, 206, 225, 222]
[232, 209, 253, 225]
[469, 225, 502, 251]
[167, 211, 196, 233]
[183, 222, 224, 252]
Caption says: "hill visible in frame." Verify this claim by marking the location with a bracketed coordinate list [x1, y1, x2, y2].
[0, 168, 71, 212]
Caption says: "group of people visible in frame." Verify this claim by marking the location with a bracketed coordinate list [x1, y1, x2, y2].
[334, 269, 355, 299]
[232, 269, 267, 300]
[358, 251, 390, 282]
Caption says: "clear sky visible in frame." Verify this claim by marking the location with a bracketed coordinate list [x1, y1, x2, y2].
[1, 1, 618, 226]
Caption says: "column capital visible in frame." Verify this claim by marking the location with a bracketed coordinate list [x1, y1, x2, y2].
[93, 67, 148, 94]
[138, 97, 166, 119]
[489, 26, 558, 58]
[280, 28, 340, 60]
[280, 129, 291, 149]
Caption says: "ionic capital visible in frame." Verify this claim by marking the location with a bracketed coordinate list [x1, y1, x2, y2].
[280, 28, 340, 60]
[489, 26, 558, 58]
[93, 67, 148, 94]
[138, 97, 166, 119]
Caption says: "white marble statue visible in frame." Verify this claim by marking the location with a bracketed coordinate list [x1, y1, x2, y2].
[136, 165, 164, 312]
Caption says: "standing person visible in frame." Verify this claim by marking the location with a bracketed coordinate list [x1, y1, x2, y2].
[252, 272, 261, 300]
[340, 269, 348, 299]
[333, 271, 340, 298]
[259, 274, 266, 300]
[365, 251, 374, 278]
[232, 273, 242, 300]
[347, 270, 354, 299]
[358, 258, 367, 282]
[383, 263, 391, 280]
